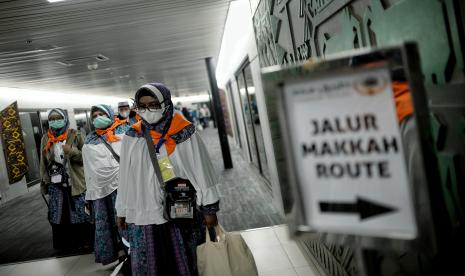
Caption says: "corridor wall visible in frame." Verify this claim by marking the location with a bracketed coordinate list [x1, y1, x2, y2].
[216, 0, 285, 214]
[250, 0, 465, 275]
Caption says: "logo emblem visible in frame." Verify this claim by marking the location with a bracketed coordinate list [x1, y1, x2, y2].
[353, 75, 387, 96]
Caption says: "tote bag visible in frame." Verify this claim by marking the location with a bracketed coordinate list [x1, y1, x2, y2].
[197, 224, 258, 276]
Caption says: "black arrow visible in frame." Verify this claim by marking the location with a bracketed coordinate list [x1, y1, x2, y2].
[319, 197, 397, 220]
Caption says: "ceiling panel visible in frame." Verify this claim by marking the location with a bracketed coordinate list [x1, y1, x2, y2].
[0, 0, 231, 97]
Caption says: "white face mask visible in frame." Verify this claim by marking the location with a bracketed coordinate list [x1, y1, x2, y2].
[120, 111, 129, 118]
[140, 110, 164, 124]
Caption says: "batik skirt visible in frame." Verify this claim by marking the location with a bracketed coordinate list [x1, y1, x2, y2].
[92, 190, 125, 265]
[128, 211, 215, 276]
[48, 184, 93, 250]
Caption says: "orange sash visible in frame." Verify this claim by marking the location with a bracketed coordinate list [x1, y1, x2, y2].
[132, 113, 192, 155]
[392, 81, 413, 123]
[96, 118, 127, 143]
[44, 130, 69, 153]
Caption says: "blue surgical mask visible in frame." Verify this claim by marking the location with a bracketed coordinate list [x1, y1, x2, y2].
[49, 119, 65, 129]
[93, 116, 112, 129]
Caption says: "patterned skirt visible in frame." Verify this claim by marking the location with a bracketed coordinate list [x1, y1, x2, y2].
[128, 211, 215, 276]
[48, 184, 88, 224]
[92, 190, 124, 265]
[48, 184, 93, 250]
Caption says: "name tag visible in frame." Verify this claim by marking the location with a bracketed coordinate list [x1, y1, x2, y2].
[171, 202, 194, 219]
[158, 156, 176, 182]
[51, 173, 62, 184]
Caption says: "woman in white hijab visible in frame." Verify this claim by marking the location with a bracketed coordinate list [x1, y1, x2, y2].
[116, 83, 220, 275]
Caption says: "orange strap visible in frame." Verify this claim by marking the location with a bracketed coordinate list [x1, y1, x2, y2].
[44, 130, 69, 153]
[95, 118, 127, 143]
[392, 81, 414, 124]
[131, 113, 192, 155]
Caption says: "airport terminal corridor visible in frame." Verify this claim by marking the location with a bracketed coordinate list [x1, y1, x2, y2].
[0, 0, 463, 275]
[0, 127, 284, 264]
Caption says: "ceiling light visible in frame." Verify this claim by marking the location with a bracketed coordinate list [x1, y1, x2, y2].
[87, 62, 99, 70]
[48, 0, 68, 3]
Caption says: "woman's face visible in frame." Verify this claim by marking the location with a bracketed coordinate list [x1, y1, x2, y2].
[138, 96, 162, 111]
[91, 110, 107, 120]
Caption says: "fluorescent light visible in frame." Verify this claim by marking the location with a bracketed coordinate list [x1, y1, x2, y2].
[172, 94, 210, 104]
[215, 0, 252, 87]
[48, 0, 67, 3]
[0, 87, 129, 110]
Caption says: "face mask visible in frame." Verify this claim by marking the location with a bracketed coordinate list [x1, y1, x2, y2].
[49, 119, 65, 129]
[140, 110, 164, 124]
[119, 111, 129, 118]
[93, 116, 112, 129]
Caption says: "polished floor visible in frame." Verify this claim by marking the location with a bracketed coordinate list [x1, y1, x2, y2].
[0, 225, 321, 276]
[200, 127, 284, 231]
[0, 184, 59, 264]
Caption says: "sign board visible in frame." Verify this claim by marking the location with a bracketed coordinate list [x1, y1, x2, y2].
[260, 44, 436, 242]
[0, 102, 28, 184]
[281, 67, 417, 239]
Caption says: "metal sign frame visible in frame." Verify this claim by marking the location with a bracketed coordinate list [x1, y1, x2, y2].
[262, 43, 442, 249]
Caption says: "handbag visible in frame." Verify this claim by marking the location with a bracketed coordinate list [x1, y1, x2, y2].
[164, 177, 197, 221]
[197, 224, 258, 276]
[143, 128, 196, 221]
[47, 156, 74, 211]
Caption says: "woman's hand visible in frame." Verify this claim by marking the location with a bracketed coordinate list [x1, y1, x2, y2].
[117, 216, 128, 230]
[203, 214, 218, 228]
[62, 144, 72, 154]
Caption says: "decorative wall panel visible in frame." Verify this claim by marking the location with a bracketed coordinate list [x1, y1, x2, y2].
[0, 102, 28, 184]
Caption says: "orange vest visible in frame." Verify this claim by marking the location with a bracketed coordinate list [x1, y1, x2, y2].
[131, 113, 192, 155]
[96, 118, 127, 143]
[44, 130, 68, 153]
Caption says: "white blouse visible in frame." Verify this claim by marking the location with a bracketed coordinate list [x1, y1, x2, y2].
[82, 134, 124, 200]
[115, 132, 219, 226]
[53, 141, 65, 164]
[51, 141, 72, 185]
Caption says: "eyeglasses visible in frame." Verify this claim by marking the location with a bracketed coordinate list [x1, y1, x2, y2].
[136, 102, 163, 113]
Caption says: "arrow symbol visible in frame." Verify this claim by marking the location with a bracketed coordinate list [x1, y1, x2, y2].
[319, 197, 397, 220]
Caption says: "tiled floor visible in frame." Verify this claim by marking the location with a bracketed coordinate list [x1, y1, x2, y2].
[0, 225, 322, 276]
[200, 128, 284, 231]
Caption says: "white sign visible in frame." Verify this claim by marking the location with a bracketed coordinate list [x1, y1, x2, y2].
[283, 67, 417, 239]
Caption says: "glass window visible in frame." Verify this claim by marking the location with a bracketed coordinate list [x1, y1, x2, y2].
[18, 112, 41, 183]
[235, 60, 271, 184]
[75, 109, 92, 139]
[244, 65, 270, 182]
[226, 81, 241, 148]
[237, 70, 258, 165]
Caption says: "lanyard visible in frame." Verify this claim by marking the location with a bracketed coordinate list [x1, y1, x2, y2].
[150, 117, 172, 154]
[155, 137, 165, 154]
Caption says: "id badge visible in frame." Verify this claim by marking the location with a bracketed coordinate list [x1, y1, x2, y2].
[51, 173, 62, 184]
[158, 156, 176, 182]
[171, 202, 194, 219]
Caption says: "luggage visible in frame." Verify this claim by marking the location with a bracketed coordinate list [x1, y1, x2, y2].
[197, 224, 258, 276]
